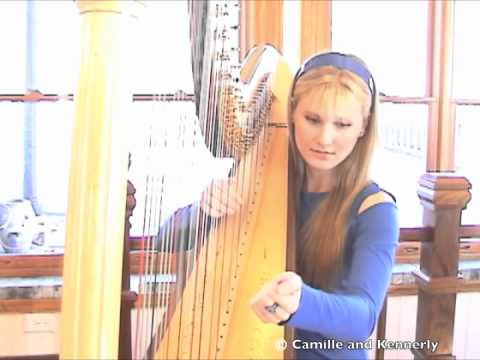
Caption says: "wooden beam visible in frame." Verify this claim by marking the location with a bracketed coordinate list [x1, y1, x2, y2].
[0, 291, 136, 314]
[426, 0, 455, 171]
[0, 355, 58, 360]
[300, 0, 331, 62]
[0, 92, 194, 103]
[0, 298, 60, 313]
[239, 0, 283, 59]
[0, 251, 180, 278]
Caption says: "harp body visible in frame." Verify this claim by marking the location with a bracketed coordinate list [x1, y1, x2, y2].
[155, 45, 293, 359]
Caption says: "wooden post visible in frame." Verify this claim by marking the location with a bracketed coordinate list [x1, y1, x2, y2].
[299, 0, 331, 62]
[118, 179, 136, 359]
[413, 173, 471, 359]
[425, 1, 455, 171]
[239, 0, 283, 59]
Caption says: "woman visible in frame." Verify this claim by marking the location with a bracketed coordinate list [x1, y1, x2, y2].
[248, 52, 399, 359]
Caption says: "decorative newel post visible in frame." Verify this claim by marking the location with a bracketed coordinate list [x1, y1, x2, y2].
[413, 173, 471, 359]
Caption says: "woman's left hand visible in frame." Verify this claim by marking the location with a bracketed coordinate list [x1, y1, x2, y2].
[250, 272, 303, 324]
[199, 178, 243, 218]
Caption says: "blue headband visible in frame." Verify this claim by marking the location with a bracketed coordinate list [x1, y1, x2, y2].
[293, 52, 376, 97]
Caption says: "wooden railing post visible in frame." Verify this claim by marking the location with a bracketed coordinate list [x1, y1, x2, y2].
[413, 173, 471, 359]
[118, 179, 136, 359]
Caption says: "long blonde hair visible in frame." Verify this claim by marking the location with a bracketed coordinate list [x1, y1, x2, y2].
[288, 61, 379, 290]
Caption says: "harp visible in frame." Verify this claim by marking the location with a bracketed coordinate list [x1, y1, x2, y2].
[60, 1, 293, 359]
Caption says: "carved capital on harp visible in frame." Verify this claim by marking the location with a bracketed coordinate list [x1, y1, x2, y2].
[75, 0, 146, 18]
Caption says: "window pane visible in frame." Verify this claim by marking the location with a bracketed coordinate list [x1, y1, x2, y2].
[282, 1, 301, 71]
[35, 1, 196, 93]
[36, 102, 74, 214]
[372, 104, 428, 227]
[0, 1, 26, 92]
[453, 2, 480, 99]
[332, 1, 428, 97]
[0, 104, 24, 201]
[131, 1, 194, 93]
[455, 107, 480, 225]
[34, 1, 80, 94]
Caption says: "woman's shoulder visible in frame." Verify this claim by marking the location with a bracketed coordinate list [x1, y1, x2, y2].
[351, 181, 396, 217]
[357, 190, 395, 214]
[348, 183, 399, 244]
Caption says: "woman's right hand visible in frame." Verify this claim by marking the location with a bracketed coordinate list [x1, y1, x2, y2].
[200, 178, 243, 218]
[249, 272, 302, 324]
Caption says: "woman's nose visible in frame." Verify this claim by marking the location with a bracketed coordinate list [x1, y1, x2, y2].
[315, 124, 335, 146]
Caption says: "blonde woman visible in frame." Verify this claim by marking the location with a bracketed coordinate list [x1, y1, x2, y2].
[249, 52, 399, 359]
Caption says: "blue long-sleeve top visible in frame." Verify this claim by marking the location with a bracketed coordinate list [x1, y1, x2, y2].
[287, 182, 399, 359]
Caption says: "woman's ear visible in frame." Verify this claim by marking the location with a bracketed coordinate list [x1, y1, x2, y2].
[359, 120, 368, 137]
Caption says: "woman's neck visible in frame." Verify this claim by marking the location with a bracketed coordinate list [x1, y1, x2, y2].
[304, 169, 335, 193]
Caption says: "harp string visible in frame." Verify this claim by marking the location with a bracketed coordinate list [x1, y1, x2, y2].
[136, 100, 167, 358]
[131, 96, 201, 359]
[131, 1, 278, 358]
[204, 4, 242, 358]
[148, 100, 170, 360]
[189, 3, 225, 358]
[207, 18, 231, 360]
[155, 101, 202, 359]
[190, 3, 275, 358]
[169, 100, 215, 359]
[135, 104, 155, 358]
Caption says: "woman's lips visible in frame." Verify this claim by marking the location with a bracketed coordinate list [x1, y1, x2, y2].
[310, 148, 334, 159]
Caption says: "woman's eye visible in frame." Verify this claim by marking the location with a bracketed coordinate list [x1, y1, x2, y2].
[305, 116, 319, 124]
[336, 122, 352, 128]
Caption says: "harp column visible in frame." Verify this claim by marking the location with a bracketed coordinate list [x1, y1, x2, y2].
[60, 1, 143, 359]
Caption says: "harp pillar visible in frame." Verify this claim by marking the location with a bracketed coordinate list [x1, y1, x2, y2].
[60, 1, 143, 359]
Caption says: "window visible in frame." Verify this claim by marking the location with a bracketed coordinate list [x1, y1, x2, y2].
[0, 1, 80, 251]
[0, 1, 27, 202]
[0, 1, 240, 254]
[0, 1, 27, 92]
[332, 0, 429, 227]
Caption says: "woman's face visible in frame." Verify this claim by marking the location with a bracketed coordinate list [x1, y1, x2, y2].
[292, 90, 365, 187]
